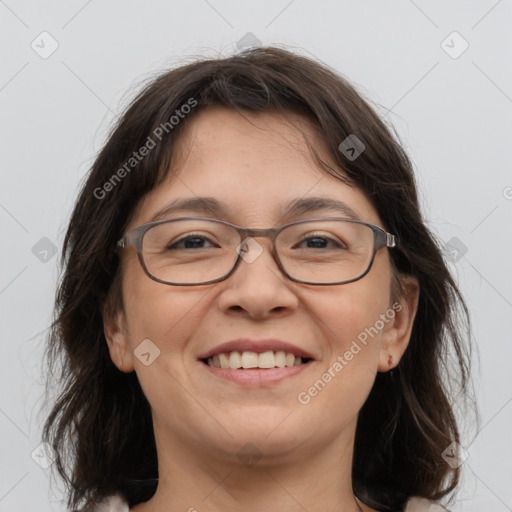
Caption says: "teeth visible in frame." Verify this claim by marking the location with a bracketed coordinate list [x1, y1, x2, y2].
[258, 351, 275, 369]
[219, 353, 230, 369]
[229, 351, 242, 369]
[275, 350, 286, 368]
[241, 351, 258, 368]
[206, 350, 306, 369]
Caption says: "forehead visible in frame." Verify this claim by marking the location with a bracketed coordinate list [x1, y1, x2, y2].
[128, 107, 382, 228]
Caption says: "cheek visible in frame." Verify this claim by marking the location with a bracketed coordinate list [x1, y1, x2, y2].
[121, 282, 232, 418]
[310, 272, 391, 357]
[296, 294, 383, 424]
[121, 274, 209, 409]
[121, 260, 205, 360]
[298, 257, 392, 403]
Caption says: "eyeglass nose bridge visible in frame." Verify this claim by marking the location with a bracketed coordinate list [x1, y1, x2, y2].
[238, 226, 281, 239]
[229, 224, 307, 284]
[234, 226, 282, 265]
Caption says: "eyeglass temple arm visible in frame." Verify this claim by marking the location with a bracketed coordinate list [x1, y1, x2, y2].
[384, 232, 396, 248]
[375, 226, 397, 249]
[116, 234, 133, 252]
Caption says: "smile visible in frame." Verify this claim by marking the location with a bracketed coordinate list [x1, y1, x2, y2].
[199, 350, 315, 386]
[202, 350, 312, 369]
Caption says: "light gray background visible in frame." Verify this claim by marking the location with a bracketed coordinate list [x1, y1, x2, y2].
[1, 1, 511, 511]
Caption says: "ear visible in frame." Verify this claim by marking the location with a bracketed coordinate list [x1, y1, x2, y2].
[103, 307, 135, 373]
[377, 275, 420, 372]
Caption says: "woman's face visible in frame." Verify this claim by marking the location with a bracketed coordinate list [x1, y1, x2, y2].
[106, 107, 417, 467]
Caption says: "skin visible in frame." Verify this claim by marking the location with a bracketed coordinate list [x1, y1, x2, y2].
[104, 107, 419, 512]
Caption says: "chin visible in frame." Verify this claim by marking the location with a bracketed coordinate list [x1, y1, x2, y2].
[212, 413, 309, 454]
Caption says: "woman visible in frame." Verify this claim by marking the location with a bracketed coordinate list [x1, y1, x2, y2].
[42, 46, 476, 512]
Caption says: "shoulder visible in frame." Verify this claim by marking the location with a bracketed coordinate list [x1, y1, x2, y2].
[403, 496, 451, 511]
[82, 493, 450, 512]
[75, 493, 130, 512]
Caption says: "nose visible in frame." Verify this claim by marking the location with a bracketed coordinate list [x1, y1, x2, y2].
[216, 237, 299, 319]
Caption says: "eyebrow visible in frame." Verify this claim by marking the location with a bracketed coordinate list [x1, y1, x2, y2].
[149, 196, 361, 223]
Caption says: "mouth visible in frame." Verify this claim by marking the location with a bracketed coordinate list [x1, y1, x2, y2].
[200, 350, 314, 369]
[197, 339, 316, 386]
[199, 352, 315, 386]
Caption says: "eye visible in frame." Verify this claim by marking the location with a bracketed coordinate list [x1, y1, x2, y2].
[166, 233, 219, 250]
[295, 233, 348, 250]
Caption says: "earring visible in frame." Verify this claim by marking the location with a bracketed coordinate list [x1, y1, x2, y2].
[388, 354, 395, 377]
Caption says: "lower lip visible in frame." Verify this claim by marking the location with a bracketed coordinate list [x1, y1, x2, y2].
[200, 361, 314, 386]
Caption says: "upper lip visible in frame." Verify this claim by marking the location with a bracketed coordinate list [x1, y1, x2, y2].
[197, 338, 316, 361]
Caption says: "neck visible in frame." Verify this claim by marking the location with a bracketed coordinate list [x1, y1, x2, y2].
[131, 418, 370, 512]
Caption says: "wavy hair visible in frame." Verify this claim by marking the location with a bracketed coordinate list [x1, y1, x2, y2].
[41, 46, 478, 511]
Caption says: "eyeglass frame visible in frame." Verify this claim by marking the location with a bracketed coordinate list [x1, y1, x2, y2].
[115, 216, 397, 286]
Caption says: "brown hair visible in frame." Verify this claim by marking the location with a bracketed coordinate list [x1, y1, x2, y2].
[41, 46, 478, 511]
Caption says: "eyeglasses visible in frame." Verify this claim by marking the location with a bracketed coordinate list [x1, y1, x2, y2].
[116, 216, 397, 286]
